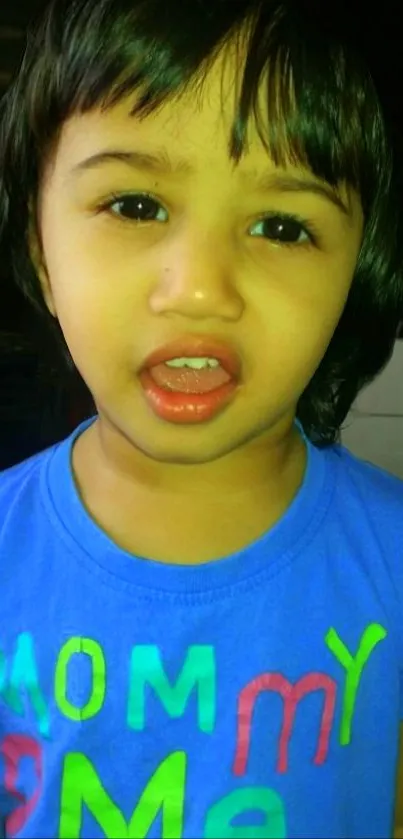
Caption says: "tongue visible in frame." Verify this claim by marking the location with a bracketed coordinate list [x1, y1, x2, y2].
[149, 362, 231, 393]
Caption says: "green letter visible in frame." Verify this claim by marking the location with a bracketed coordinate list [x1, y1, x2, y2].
[59, 751, 186, 839]
[55, 637, 106, 721]
[325, 622, 387, 745]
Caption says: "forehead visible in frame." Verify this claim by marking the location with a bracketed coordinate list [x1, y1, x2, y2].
[42, 47, 359, 223]
[53, 62, 266, 171]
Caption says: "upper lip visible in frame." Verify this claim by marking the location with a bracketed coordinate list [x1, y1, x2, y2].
[140, 337, 242, 379]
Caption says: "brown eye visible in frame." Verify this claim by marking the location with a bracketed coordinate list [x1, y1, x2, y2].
[104, 193, 168, 222]
[250, 214, 316, 247]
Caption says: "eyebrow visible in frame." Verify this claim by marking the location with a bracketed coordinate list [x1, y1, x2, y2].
[71, 148, 351, 216]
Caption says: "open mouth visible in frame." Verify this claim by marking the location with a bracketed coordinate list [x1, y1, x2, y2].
[139, 339, 241, 424]
[148, 357, 232, 394]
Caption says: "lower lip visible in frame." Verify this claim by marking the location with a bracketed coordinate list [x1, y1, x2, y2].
[139, 370, 238, 424]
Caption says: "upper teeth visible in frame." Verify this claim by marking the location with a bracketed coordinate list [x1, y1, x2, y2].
[165, 357, 220, 369]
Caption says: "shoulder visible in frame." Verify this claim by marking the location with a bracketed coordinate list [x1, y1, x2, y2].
[0, 448, 49, 519]
[0, 441, 63, 527]
[328, 442, 403, 581]
[0, 420, 92, 544]
[333, 442, 403, 508]
[0, 449, 43, 489]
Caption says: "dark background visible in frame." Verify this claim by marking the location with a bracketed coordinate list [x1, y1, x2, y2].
[0, 0, 48, 96]
[0, 0, 93, 469]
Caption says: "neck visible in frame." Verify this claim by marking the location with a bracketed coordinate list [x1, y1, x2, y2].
[71, 414, 307, 564]
[79, 412, 304, 499]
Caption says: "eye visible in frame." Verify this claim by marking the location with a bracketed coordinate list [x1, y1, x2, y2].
[249, 213, 317, 247]
[100, 192, 169, 223]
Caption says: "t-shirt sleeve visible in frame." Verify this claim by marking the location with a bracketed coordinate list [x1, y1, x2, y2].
[350, 457, 403, 719]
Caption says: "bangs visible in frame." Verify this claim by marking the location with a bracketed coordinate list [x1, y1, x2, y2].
[32, 0, 388, 218]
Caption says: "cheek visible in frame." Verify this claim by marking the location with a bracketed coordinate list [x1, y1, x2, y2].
[42, 233, 139, 375]
[253, 262, 353, 381]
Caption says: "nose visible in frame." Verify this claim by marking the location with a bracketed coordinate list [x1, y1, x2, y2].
[149, 232, 244, 322]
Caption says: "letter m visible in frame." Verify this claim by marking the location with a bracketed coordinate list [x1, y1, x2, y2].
[233, 672, 336, 775]
[127, 645, 215, 733]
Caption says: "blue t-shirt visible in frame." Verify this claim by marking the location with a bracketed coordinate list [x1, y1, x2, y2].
[1, 417, 403, 838]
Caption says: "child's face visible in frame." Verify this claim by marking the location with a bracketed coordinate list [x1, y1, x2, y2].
[32, 51, 363, 465]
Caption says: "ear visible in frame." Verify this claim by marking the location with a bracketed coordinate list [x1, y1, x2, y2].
[27, 198, 57, 317]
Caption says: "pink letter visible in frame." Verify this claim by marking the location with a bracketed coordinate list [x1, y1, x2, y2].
[233, 672, 336, 775]
[1, 733, 43, 835]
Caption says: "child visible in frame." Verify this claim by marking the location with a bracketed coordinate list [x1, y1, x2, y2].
[1, 0, 403, 835]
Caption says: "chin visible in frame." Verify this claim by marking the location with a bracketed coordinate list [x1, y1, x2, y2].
[136, 438, 236, 465]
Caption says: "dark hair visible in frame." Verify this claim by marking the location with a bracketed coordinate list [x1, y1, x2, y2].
[1, 0, 403, 446]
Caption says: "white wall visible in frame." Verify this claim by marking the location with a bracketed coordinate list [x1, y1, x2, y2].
[341, 341, 403, 478]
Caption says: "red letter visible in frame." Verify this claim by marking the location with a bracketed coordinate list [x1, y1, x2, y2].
[233, 672, 336, 775]
[0, 734, 43, 835]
